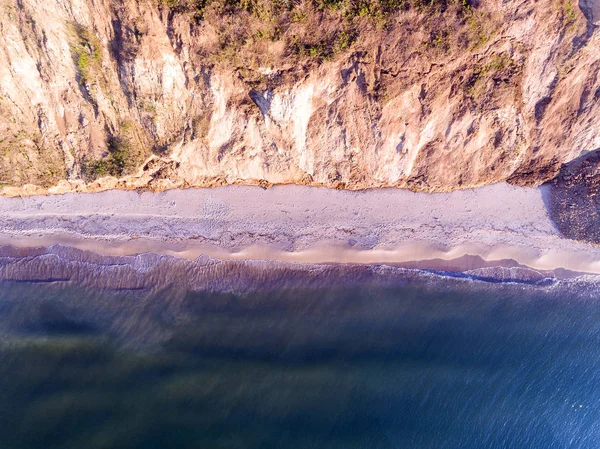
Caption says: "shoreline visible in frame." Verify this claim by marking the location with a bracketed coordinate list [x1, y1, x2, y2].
[0, 239, 594, 277]
[0, 244, 596, 294]
[0, 183, 599, 276]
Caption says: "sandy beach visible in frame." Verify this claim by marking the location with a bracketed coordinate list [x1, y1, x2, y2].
[0, 182, 598, 274]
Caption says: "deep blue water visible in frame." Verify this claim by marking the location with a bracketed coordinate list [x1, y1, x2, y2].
[1, 270, 600, 448]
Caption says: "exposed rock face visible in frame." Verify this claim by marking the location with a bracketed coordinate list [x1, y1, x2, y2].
[0, 0, 598, 195]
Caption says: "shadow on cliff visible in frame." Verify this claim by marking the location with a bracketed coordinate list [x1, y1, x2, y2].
[579, 0, 600, 26]
[542, 148, 600, 244]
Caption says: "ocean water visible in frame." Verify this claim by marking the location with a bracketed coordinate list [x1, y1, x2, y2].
[1, 268, 600, 449]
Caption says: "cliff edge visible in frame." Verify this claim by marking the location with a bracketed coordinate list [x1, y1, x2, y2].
[0, 0, 599, 195]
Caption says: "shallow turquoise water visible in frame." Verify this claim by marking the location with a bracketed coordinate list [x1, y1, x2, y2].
[0, 270, 599, 448]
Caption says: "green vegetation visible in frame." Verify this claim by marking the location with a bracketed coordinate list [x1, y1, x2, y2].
[479, 53, 515, 74]
[155, 0, 503, 95]
[70, 24, 102, 88]
[184, 0, 476, 21]
[160, 0, 481, 72]
[465, 9, 492, 48]
[81, 122, 147, 181]
[160, 0, 182, 8]
[82, 137, 127, 180]
[290, 29, 357, 62]
[191, 113, 212, 141]
[464, 53, 518, 101]
[311, 0, 409, 18]
[0, 128, 66, 187]
[562, 0, 577, 26]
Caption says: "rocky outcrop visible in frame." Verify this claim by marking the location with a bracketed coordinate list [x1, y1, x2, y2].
[0, 0, 599, 195]
[545, 148, 600, 243]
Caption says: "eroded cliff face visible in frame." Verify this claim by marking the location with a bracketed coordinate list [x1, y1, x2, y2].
[0, 0, 598, 195]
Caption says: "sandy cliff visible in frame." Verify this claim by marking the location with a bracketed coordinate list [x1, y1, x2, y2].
[0, 0, 599, 195]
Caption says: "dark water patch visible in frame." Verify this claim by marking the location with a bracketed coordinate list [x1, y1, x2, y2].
[19, 300, 101, 336]
[1, 271, 600, 448]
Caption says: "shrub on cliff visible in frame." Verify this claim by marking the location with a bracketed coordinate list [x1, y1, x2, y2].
[157, 0, 479, 75]
[81, 122, 148, 181]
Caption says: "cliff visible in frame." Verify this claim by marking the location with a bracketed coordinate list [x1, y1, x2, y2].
[0, 0, 599, 195]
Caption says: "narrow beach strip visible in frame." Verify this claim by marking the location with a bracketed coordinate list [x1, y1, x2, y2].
[0, 183, 598, 274]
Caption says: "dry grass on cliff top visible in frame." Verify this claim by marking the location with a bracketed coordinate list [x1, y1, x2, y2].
[160, 0, 498, 87]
